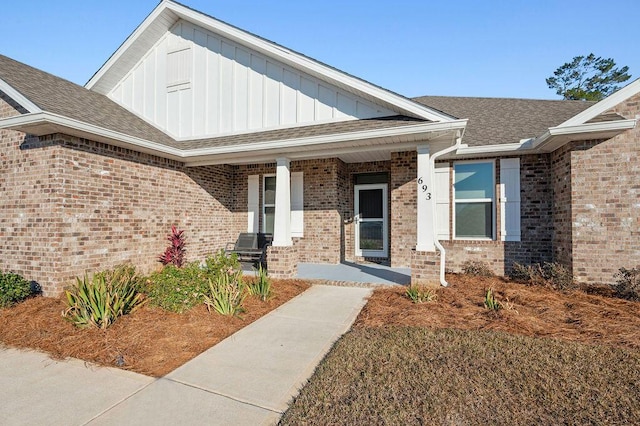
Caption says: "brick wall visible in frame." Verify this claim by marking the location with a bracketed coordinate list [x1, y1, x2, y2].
[1, 91, 235, 295]
[391, 151, 554, 275]
[233, 158, 343, 264]
[1, 93, 61, 294]
[564, 94, 640, 284]
[390, 151, 416, 267]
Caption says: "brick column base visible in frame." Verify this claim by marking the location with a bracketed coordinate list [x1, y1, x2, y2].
[266, 245, 298, 279]
[411, 250, 441, 287]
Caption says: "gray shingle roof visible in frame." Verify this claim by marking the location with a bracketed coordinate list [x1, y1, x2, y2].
[0, 54, 427, 152]
[0, 54, 176, 146]
[1, 54, 607, 154]
[178, 116, 425, 150]
[412, 96, 596, 146]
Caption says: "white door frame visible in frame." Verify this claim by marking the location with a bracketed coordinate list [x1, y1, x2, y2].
[354, 183, 388, 258]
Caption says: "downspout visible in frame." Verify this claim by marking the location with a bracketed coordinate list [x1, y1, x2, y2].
[430, 132, 463, 287]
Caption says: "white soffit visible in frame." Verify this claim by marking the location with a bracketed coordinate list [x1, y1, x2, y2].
[86, 0, 453, 122]
[559, 78, 640, 127]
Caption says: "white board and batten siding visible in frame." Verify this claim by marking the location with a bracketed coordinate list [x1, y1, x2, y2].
[500, 158, 521, 242]
[247, 173, 304, 237]
[109, 20, 394, 139]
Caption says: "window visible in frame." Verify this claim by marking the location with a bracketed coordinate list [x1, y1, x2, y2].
[454, 162, 494, 239]
[263, 175, 276, 234]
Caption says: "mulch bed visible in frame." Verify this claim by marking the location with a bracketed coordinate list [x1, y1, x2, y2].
[0, 279, 309, 377]
[355, 274, 640, 350]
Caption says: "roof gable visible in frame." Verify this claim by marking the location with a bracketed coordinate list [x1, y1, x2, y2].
[107, 18, 399, 139]
[86, 0, 453, 131]
[0, 54, 175, 146]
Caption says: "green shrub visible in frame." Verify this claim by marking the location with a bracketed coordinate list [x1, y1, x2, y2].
[614, 267, 640, 301]
[202, 250, 241, 278]
[483, 288, 502, 311]
[63, 264, 145, 329]
[145, 250, 243, 313]
[0, 271, 32, 308]
[203, 270, 246, 316]
[510, 262, 575, 291]
[405, 285, 437, 304]
[461, 261, 494, 277]
[145, 262, 207, 313]
[247, 264, 272, 301]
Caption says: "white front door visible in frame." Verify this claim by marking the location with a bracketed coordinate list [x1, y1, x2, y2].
[354, 184, 388, 258]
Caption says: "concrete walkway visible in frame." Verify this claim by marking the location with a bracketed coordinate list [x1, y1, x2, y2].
[0, 285, 371, 426]
[298, 261, 411, 286]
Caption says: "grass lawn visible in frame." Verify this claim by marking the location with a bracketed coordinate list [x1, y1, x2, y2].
[281, 275, 640, 425]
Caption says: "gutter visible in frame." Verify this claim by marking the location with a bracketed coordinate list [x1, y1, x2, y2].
[430, 132, 464, 287]
[531, 119, 636, 152]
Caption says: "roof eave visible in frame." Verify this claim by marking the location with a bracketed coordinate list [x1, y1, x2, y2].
[0, 112, 185, 160]
[532, 119, 637, 152]
[559, 78, 640, 127]
[451, 119, 637, 158]
[182, 119, 468, 166]
[0, 113, 468, 166]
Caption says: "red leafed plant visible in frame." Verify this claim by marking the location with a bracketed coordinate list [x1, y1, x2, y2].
[158, 226, 186, 268]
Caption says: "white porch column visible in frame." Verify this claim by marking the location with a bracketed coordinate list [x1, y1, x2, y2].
[416, 145, 435, 251]
[273, 157, 292, 247]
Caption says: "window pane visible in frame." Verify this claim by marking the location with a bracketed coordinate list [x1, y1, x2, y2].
[359, 221, 384, 251]
[358, 189, 383, 219]
[455, 163, 493, 199]
[264, 206, 275, 234]
[264, 176, 276, 205]
[455, 202, 492, 238]
[355, 173, 388, 185]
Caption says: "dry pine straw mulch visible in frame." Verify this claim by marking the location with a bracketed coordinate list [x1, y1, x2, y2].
[0, 279, 309, 377]
[356, 274, 640, 351]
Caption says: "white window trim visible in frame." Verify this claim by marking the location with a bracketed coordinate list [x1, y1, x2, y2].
[263, 174, 276, 234]
[452, 159, 496, 241]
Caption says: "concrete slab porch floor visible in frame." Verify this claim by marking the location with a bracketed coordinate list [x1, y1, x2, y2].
[0, 285, 372, 426]
[297, 261, 411, 286]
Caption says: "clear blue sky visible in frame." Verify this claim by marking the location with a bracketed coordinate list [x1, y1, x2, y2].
[2, 0, 638, 99]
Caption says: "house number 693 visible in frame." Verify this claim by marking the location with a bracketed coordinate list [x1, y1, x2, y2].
[417, 177, 432, 200]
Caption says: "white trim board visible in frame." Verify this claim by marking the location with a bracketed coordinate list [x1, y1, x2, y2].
[559, 78, 640, 127]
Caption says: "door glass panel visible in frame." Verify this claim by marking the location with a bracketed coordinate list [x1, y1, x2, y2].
[359, 189, 383, 218]
[359, 221, 384, 251]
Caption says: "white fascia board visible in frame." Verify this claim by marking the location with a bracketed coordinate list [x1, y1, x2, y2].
[0, 112, 184, 159]
[0, 78, 42, 113]
[559, 78, 640, 127]
[532, 119, 637, 152]
[183, 119, 468, 157]
[454, 118, 637, 157]
[0, 112, 467, 164]
[85, 2, 169, 90]
[455, 141, 532, 156]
